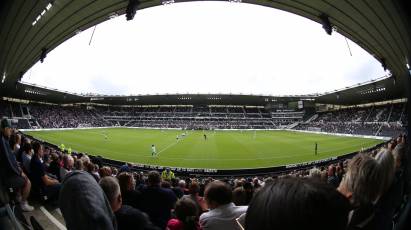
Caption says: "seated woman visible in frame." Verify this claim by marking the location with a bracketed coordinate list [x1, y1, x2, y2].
[167, 197, 200, 230]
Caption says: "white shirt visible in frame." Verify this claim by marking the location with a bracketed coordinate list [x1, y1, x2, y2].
[200, 202, 247, 230]
[152, 146, 156, 152]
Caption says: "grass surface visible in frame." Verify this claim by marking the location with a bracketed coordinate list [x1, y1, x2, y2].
[24, 128, 383, 169]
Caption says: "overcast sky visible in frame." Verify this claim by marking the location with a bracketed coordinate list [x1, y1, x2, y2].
[24, 1, 387, 96]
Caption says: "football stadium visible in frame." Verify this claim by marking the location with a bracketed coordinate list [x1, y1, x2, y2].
[0, 1, 411, 230]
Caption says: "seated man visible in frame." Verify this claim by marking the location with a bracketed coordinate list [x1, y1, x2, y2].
[139, 171, 177, 229]
[99, 176, 159, 230]
[200, 180, 247, 230]
[59, 154, 74, 181]
[0, 119, 33, 211]
[29, 142, 60, 201]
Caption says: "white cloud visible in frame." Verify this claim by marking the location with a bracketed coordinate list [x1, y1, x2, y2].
[24, 1, 386, 96]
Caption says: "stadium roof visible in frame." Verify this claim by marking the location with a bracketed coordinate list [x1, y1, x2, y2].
[0, 0, 410, 105]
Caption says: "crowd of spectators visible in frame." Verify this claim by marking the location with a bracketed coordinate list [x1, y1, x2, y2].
[1, 117, 410, 230]
[29, 104, 112, 128]
[296, 102, 407, 136]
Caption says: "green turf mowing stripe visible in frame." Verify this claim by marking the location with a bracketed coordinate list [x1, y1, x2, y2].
[24, 128, 384, 169]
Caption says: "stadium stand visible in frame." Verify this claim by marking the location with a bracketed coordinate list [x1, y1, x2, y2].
[295, 102, 407, 137]
[1, 99, 406, 137]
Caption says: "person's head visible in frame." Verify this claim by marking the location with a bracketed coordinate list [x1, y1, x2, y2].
[147, 171, 161, 186]
[204, 180, 232, 209]
[374, 149, 395, 196]
[85, 162, 96, 173]
[175, 197, 199, 230]
[74, 158, 84, 171]
[178, 180, 186, 189]
[309, 167, 321, 180]
[117, 172, 135, 195]
[32, 141, 44, 158]
[0, 118, 12, 138]
[9, 132, 21, 150]
[243, 182, 253, 192]
[22, 142, 33, 155]
[188, 182, 200, 195]
[232, 187, 247, 206]
[62, 154, 74, 170]
[99, 176, 122, 212]
[338, 153, 382, 206]
[99, 166, 113, 178]
[245, 177, 350, 230]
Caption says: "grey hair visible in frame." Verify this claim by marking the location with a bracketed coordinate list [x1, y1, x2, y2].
[99, 176, 121, 203]
[343, 153, 383, 206]
[309, 167, 321, 179]
[374, 149, 395, 196]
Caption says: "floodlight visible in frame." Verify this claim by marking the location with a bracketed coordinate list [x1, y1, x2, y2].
[319, 13, 332, 35]
[126, 0, 140, 21]
[1, 72, 6, 83]
[40, 48, 47, 63]
[380, 58, 387, 71]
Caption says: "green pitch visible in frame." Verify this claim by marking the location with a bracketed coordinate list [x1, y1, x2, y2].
[24, 128, 383, 169]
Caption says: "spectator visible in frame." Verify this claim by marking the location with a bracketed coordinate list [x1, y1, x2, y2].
[60, 154, 74, 181]
[244, 177, 351, 230]
[59, 171, 116, 230]
[139, 171, 177, 229]
[183, 182, 207, 214]
[117, 172, 141, 209]
[327, 165, 339, 188]
[99, 166, 113, 178]
[0, 119, 33, 212]
[243, 182, 253, 205]
[99, 176, 158, 230]
[18, 142, 33, 174]
[374, 149, 395, 197]
[167, 197, 200, 230]
[47, 152, 61, 180]
[73, 157, 84, 171]
[232, 187, 247, 206]
[308, 167, 321, 180]
[374, 148, 398, 230]
[171, 178, 184, 199]
[29, 141, 61, 201]
[178, 180, 189, 195]
[200, 180, 247, 230]
[9, 132, 21, 153]
[337, 153, 383, 230]
[84, 161, 100, 181]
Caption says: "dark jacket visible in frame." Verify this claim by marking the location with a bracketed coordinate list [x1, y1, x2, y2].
[59, 171, 117, 230]
[0, 134, 22, 189]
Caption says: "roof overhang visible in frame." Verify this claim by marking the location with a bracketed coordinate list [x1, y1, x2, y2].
[1, 0, 410, 100]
